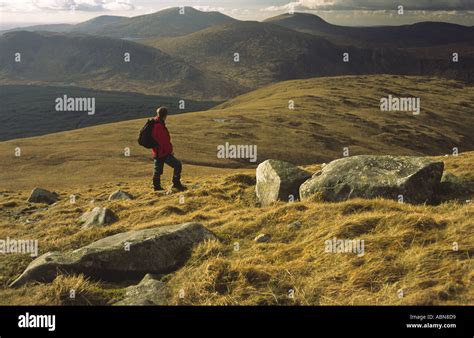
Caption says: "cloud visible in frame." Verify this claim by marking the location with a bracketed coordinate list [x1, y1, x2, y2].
[0, 0, 135, 12]
[192, 5, 226, 13]
[264, 0, 474, 12]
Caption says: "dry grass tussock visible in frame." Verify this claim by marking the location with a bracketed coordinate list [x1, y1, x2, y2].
[0, 152, 472, 305]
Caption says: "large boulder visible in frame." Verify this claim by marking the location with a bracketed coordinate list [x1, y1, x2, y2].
[114, 274, 168, 306]
[27, 188, 58, 205]
[78, 207, 118, 229]
[300, 155, 444, 204]
[108, 190, 133, 201]
[10, 222, 216, 287]
[256, 160, 311, 206]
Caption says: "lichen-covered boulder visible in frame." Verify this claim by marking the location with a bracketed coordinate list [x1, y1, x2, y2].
[300, 155, 444, 204]
[10, 222, 216, 287]
[256, 160, 311, 206]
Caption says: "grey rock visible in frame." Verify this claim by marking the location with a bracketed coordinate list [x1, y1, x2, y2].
[114, 274, 168, 306]
[27, 188, 58, 205]
[288, 221, 302, 230]
[254, 234, 270, 243]
[78, 207, 118, 229]
[108, 190, 134, 201]
[256, 160, 311, 206]
[300, 155, 444, 204]
[10, 222, 216, 287]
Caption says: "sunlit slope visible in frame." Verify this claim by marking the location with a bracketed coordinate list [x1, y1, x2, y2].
[0, 152, 472, 305]
[0, 75, 472, 190]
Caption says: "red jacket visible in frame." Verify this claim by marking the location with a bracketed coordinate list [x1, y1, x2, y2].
[151, 117, 173, 159]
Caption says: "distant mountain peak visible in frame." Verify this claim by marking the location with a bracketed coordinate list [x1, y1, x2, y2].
[265, 12, 330, 24]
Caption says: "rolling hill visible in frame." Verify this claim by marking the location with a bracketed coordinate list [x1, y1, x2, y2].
[0, 75, 472, 306]
[81, 7, 237, 39]
[0, 85, 219, 141]
[71, 15, 126, 34]
[145, 21, 472, 90]
[145, 21, 406, 89]
[0, 75, 472, 190]
[264, 13, 474, 48]
[0, 7, 237, 39]
[2, 9, 472, 100]
[0, 31, 241, 100]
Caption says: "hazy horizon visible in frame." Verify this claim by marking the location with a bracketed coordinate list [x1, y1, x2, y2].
[0, 1, 473, 29]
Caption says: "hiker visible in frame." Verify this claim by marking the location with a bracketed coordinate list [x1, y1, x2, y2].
[151, 107, 186, 192]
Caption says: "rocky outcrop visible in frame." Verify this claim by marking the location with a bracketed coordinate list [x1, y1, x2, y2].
[78, 207, 118, 229]
[256, 160, 311, 206]
[300, 155, 444, 204]
[108, 190, 134, 201]
[27, 188, 58, 205]
[10, 222, 216, 287]
[114, 274, 168, 306]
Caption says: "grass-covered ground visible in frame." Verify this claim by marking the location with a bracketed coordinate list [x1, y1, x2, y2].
[0, 152, 472, 305]
[0, 75, 472, 305]
[0, 75, 472, 190]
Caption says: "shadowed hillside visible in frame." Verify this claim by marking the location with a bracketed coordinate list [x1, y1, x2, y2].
[0, 31, 241, 100]
[0, 7, 236, 39]
[144, 21, 472, 89]
[0, 85, 219, 141]
[0, 75, 472, 190]
[82, 7, 237, 39]
[265, 13, 474, 48]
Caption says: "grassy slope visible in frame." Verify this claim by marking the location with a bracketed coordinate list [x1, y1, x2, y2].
[0, 152, 472, 305]
[0, 75, 472, 305]
[0, 75, 472, 191]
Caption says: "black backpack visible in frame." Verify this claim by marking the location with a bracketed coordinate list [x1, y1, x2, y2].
[138, 119, 159, 149]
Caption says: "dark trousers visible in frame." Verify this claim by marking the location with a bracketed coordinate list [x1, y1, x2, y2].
[153, 154, 182, 187]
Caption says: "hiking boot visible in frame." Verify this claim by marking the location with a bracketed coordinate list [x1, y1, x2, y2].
[172, 176, 187, 191]
[153, 176, 164, 191]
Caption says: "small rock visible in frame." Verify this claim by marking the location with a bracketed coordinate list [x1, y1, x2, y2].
[114, 274, 168, 306]
[108, 190, 133, 201]
[254, 234, 270, 243]
[288, 221, 302, 230]
[78, 207, 118, 229]
[27, 188, 58, 205]
[2, 201, 17, 208]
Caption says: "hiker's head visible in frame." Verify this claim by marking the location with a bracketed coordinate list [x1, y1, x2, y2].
[157, 107, 169, 121]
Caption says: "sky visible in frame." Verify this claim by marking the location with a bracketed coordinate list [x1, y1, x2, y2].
[0, 0, 473, 29]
